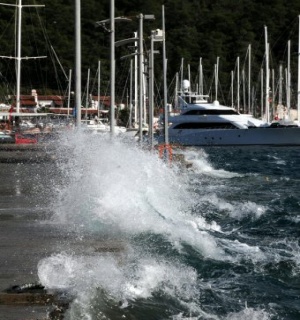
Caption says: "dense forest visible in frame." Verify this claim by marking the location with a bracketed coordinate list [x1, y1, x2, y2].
[0, 0, 300, 111]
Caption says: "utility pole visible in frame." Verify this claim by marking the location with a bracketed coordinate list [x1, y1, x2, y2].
[75, 0, 81, 126]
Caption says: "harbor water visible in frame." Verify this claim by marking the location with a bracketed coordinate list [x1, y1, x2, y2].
[1, 131, 300, 319]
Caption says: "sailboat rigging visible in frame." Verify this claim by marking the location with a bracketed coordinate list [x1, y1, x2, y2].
[0, 0, 46, 114]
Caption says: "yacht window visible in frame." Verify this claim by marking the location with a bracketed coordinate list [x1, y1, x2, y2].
[184, 109, 239, 115]
[173, 122, 239, 129]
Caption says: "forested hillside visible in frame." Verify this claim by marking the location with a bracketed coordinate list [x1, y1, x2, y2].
[0, 0, 300, 107]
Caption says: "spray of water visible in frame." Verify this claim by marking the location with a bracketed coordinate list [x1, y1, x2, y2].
[45, 131, 225, 257]
[37, 131, 276, 319]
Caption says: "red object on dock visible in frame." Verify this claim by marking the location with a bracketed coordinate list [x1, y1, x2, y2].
[15, 133, 38, 144]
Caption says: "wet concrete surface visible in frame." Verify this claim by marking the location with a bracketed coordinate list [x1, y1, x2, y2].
[0, 191, 80, 319]
[0, 144, 56, 163]
[0, 157, 66, 319]
[0, 162, 125, 319]
[0, 211, 62, 319]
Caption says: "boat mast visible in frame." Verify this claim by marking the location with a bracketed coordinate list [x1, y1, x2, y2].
[175, 72, 179, 109]
[287, 39, 291, 119]
[261, 68, 264, 119]
[85, 68, 90, 119]
[180, 57, 184, 93]
[285, 68, 288, 119]
[231, 70, 234, 108]
[265, 26, 270, 123]
[0, 0, 45, 114]
[199, 57, 203, 96]
[67, 69, 72, 117]
[279, 63, 283, 107]
[271, 68, 275, 119]
[188, 63, 191, 102]
[215, 57, 219, 101]
[242, 68, 246, 111]
[237, 56, 240, 112]
[97, 60, 101, 118]
[16, 0, 22, 113]
[248, 44, 251, 114]
[298, 15, 300, 123]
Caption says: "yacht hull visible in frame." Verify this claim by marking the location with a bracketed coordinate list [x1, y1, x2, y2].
[158, 127, 300, 146]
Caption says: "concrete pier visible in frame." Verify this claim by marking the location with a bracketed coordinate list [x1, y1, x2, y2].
[0, 144, 56, 163]
[0, 160, 125, 319]
[0, 209, 125, 319]
[0, 211, 66, 319]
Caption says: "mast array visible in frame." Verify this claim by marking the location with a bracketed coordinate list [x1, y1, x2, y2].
[0, 0, 46, 113]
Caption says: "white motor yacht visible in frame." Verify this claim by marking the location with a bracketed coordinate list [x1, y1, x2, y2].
[158, 81, 300, 146]
[82, 119, 127, 134]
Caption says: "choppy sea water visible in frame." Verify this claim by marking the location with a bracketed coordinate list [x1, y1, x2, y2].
[36, 132, 300, 320]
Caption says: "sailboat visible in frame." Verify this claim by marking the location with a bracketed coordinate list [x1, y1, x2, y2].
[0, 0, 47, 144]
[0, 0, 46, 113]
[0, 0, 49, 143]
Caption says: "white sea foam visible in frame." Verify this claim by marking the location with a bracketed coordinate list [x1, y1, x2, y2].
[43, 132, 270, 265]
[183, 149, 242, 179]
[197, 192, 267, 220]
[268, 154, 286, 166]
[172, 306, 272, 320]
[38, 251, 198, 302]
[224, 307, 272, 320]
[37, 132, 281, 319]
[40, 252, 271, 320]
[263, 238, 300, 275]
[218, 238, 266, 263]
[227, 200, 266, 219]
[47, 132, 226, 259]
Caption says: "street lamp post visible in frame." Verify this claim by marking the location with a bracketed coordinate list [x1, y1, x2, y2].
[137, 14, 155, 144]
[138, 14, 143, 143]
[97, 12, 154, 141]
[149, 29, 163, 148]
[75, 0, 81, 127]
[162, 5, 169, 146]
[110, 0, 115, 136]
[149, 32, 154, 147]
[96, 14, 131, 136]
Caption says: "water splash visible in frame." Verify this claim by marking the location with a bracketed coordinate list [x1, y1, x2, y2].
[37, 132, 281, 319]
[46, 132, 225, 258]
[183, 149, 242, 179]
[224, 307, 272, 320]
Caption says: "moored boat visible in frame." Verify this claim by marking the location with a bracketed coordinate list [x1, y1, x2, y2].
[157, 80, 300, 146]
[0, 131, 38, 144]
[82, 118, 127, 134]
[15, 133, 37, 144]
[0, 132, 15, 144]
